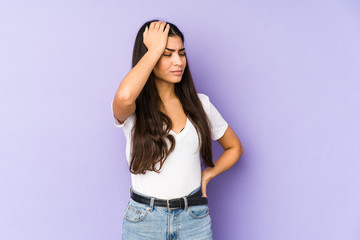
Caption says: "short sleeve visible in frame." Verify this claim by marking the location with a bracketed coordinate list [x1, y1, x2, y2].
[111, 99, 135, 129]
[197, 93, 229, 140]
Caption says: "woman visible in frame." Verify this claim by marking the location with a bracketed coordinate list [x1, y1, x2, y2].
[111, 19, 244, 239]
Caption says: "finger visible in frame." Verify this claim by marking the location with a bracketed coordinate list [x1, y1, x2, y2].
[154, 21, 161, 29]
[164, 23, 170, 32]
[159, 21, 166, 29]
[143, 26, 148, 36]
[143, 27, 148, 40]
[150, 21, 155, 29]
[160, 22, 168, 32]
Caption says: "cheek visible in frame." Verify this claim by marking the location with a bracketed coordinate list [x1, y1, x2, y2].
[183, 58, 187, 66]
[153, 63, 166, 77]
[156, 60, 170, 72]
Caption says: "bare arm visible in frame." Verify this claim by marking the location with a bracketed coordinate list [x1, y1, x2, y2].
[112, 21, 170, 123]
[113, 50, 163, 123]
[201, 126, 244, 197]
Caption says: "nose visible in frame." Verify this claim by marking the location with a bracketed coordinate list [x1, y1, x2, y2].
[173, 53, 183, 67]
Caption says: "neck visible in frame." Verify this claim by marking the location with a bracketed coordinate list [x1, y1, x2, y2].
[154, 79, 177, 102]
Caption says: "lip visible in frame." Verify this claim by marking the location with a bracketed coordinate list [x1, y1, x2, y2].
[171, 70, 183, 76]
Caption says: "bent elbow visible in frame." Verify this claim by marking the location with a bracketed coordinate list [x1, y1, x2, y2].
[115, 89, 136, 107]
[237, 144, 244, 159]
[118, 91, 132, 105]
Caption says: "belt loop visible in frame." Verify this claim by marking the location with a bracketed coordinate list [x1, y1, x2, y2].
[150, 197, 155, 212]
[182, 196, 188, 211]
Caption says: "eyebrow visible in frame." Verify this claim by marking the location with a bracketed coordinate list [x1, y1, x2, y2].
[165, 48, 185, 52]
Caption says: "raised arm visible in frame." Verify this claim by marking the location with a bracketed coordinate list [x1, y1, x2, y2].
[112, 21, 170, 123]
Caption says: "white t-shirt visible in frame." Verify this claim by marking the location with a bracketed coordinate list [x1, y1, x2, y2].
[111, 93, 228, 199]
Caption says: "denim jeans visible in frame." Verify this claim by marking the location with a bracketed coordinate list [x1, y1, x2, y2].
[121, 185, 213, 240]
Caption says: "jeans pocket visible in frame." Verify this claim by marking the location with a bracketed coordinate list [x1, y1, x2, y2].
[124, 199, 149, 223]
[187, 204, 210, 219]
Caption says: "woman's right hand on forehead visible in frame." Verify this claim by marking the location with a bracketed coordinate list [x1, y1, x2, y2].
[143, 21, 170, 54]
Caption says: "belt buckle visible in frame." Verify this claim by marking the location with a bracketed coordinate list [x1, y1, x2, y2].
[166, 199, 178, 210]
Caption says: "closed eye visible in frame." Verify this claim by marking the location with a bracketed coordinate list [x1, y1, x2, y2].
[163, 53, 186, 56]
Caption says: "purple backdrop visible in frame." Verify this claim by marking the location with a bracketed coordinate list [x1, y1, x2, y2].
[1, 0, 360, 239]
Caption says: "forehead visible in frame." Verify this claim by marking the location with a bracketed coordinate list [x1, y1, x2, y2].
[165, 36, 184, 49]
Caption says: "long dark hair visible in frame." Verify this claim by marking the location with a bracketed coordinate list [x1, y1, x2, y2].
[129, 19, 214, 174]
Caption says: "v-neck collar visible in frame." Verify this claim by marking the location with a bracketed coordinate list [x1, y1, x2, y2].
[169, 117, 189, 136]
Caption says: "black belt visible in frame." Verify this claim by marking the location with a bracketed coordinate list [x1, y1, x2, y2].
[130, 187, 208, 210]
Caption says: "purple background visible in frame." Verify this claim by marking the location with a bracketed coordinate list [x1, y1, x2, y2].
[1, 0, 360, 239]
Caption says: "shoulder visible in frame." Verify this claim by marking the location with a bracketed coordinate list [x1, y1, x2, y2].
[196, 92, 228, 140]
[197, 92, 209, 101]
[197, 93, 210, 112]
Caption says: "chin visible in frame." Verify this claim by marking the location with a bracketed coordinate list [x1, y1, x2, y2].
[156, 75, 183, 84]
[174, 78, 182, 83]
[167, 76, 183, 83]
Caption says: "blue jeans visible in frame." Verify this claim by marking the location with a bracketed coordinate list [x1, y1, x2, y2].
[122, 185, 213, 240]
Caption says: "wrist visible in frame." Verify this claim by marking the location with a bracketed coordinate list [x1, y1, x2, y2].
[147, 49, 163, 57]
[203, 167, 216, 180]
